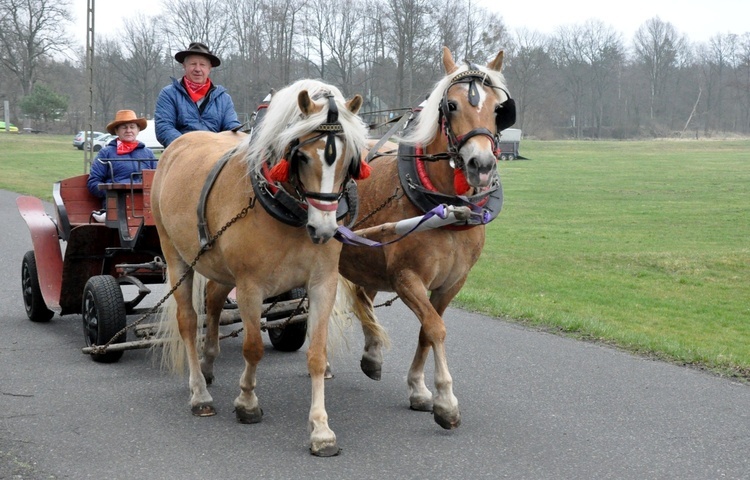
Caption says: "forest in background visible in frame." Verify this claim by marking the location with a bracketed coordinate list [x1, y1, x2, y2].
[2, 0, 750, 139]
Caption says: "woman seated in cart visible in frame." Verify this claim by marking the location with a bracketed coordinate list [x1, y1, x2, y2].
[87, 109, 158, 219]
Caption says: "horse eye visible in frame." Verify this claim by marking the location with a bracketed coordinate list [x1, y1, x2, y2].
[447, 101, 458, 112]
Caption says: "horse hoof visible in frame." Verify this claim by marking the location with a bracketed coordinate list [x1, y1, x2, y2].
[191, 403, 216, 417]
[360, 358, 381, 380]
[325, 364, 334, 380]
[235, 406, 263, 424]
[310, 444, 340, 457]
[433, 407, 461, 430]
[203, 374, 214, 385]
[409, 399, 433, 412]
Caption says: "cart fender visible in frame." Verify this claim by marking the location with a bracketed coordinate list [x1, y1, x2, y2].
[16, 196, 63, 311]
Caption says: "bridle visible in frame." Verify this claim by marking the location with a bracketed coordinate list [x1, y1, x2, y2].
[284, 92, 360, 205]
[438, 66, 516, 170]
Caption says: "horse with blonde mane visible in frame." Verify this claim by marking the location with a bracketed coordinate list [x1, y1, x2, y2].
[337, 47, 516, 429]
[151, 79, 368, 456]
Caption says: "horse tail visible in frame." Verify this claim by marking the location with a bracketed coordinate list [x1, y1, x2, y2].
[332, 275, 390, 350]
[153, 271, 207, 374]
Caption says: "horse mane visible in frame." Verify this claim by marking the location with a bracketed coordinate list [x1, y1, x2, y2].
[399, 62, 509, 146]
[241, 79, 368, 175]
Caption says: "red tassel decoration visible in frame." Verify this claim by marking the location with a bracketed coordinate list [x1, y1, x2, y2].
[453, 168, 470, 195]
[354, 160, 372, 180]
[268, 159, 290, 182]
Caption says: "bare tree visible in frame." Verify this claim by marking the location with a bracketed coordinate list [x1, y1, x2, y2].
[161, 0, 233, 58]
[0, 0, 75, 95]
[118, 15, 168, 117]
[633, 17, 685, 120]
[580, 20, 625, 138]
[504, 28, 554, 132]
[93, 38, 126, 124]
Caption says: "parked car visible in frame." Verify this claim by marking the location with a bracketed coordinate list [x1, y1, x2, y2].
[73, 130, 105, 149]
[86, 133, 116, 152]
[1, 121, 19, 133]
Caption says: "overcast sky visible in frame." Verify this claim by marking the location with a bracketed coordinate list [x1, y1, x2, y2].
[73, 0, 749, 48]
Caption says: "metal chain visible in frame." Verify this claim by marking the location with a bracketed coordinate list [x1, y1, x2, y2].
[352, 186, 402, 229]
[90, 197, 256, 354]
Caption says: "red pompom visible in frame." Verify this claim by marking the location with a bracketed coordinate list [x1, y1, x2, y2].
[453, 168, 470, 195]
[354, 160, 372, 180]
[268, 159, 290, 183]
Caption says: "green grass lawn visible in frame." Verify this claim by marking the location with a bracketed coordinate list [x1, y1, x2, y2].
[2, 134, 749, 380]
[461, 139, 750, 380]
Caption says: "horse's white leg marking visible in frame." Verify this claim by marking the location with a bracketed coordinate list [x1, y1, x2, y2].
[233, 294, 264, 423]
[397, 272, 460, 428]
[306, 278, 338, 456]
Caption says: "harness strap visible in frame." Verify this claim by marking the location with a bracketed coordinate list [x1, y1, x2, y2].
[197, 146, 239, 248]
[365, 108, 413, 163]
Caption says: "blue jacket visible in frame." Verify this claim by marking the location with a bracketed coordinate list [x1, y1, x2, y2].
[154, 77, 241, 147]
[87, 139, 158, 199]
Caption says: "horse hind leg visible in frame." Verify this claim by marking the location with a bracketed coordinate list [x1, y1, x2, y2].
[168, 265, 215, 416]
[335, 278, 389, 380]
[200, 278, 234, 385]
[233, 289, 264, 425]
[356, 287, 390, 380]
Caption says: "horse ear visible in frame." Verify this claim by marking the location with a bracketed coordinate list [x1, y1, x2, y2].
[442, 46, 458, 74]
[298, 90, 313, 115]
[487, 50, 504, 72]
[347, 94, 363, 114]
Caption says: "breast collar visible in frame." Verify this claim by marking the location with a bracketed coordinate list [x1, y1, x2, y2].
[397, 142, 503, 229]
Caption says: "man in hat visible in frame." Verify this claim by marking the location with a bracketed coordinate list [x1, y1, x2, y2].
[154, 42, 241, 148]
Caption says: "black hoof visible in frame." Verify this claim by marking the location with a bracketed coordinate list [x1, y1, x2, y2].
[311, 445, 340, 457]
[409, 400, 433, 412]
[235, 406, 263, 424]
[360, 357, 381, 380]
[191, 403, 216, 417]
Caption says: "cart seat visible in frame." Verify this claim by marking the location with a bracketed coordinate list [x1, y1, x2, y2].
[53, 174, 104, 241]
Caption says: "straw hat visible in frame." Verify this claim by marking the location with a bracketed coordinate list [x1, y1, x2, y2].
[106, 110, 147, 135]
[174, 42, 221, 67]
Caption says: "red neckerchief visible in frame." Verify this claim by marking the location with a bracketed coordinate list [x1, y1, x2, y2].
[116, 140, 139, 155]
[183, 77, 212, 102]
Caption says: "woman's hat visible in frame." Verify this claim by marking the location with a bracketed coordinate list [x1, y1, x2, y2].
[174, 42, 221, 67]
[106, 110, 147, 135]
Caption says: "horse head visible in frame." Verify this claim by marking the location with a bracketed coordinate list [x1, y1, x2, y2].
[294, 89, 365, 243]
[405, 47, 516, 192]
[247, 79, 368, 245]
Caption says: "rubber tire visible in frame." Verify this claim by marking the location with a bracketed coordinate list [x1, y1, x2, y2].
[82, 275, 127, 363]
[266, 288, 308, 352]
[21, 251, 54, 322]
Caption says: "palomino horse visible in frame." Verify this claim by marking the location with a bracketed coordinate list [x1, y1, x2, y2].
[338, 47, 516, 429]
[151, 79, 368, 456]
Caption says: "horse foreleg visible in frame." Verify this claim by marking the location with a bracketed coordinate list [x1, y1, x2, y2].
[200, 280, 234, 385]
[306, 282, 338, 457]
[398, 276, 460, 429]
[234, 295, 264, 424]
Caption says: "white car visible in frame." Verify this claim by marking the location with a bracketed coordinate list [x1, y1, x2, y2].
[86, 133, 116, 152]
[73, 130, 105, 149]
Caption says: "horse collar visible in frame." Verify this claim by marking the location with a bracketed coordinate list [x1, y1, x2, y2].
[251, 163, 358, 228]
[397, 143, 503, 228]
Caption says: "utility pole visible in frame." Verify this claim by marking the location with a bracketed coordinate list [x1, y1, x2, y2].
[84, 0, 95, 172]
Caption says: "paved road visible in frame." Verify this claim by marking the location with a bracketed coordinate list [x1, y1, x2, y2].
[1, 189, 749, 479]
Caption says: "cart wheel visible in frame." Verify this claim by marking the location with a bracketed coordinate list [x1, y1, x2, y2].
[21, 250, 54, 322]
[267, 288, 307, 352]
[82, 275, 126, 363]
[507, 153, 516, 160]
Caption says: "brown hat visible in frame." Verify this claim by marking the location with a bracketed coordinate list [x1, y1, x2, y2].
[106, 110, 147, 135]
[174, 42, 221, 67]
